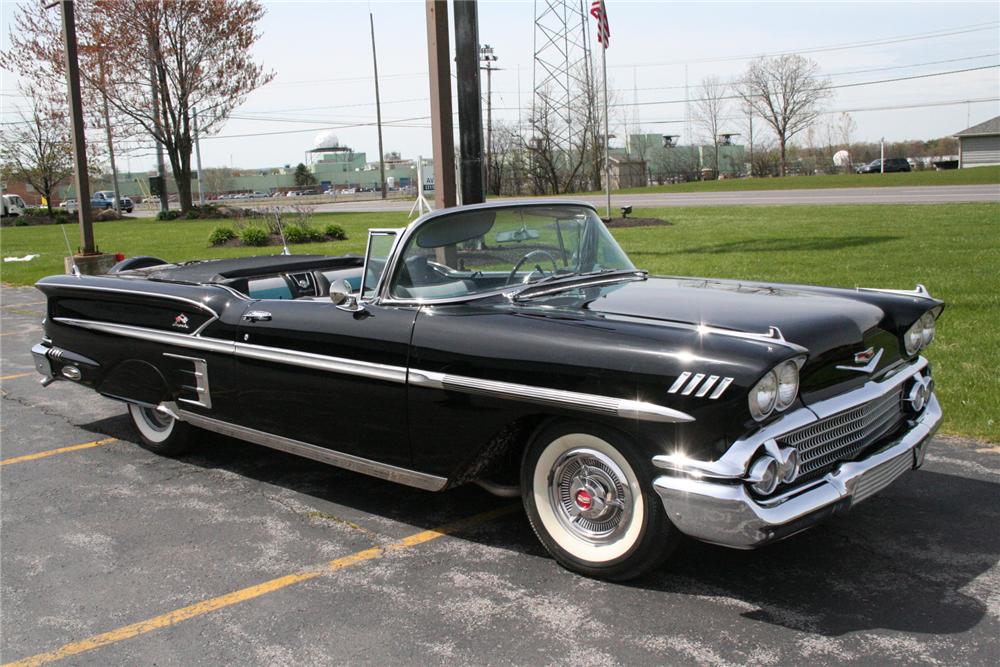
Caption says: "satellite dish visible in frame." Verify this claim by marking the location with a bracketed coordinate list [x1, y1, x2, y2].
[833, 150, 851, 167]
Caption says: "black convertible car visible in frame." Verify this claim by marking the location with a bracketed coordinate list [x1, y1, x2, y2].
[32, 201, 943, 580]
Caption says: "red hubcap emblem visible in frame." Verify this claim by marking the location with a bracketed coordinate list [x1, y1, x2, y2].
[575, 489, 593, 510]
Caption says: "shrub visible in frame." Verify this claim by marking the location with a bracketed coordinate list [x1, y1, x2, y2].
[324, 224, 347, 240]
[185, 210, 200, 220]
[284, 223, 323, 243]
[239, 225, 269, 246]
[208, 226, 236, 246]
[156, 210, 180, 221]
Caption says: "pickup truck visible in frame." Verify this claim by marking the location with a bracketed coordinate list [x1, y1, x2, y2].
[91, 191, 134, 213]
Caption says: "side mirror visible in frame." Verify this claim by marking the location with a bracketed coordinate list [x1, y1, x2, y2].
[330, 279, 363, 312]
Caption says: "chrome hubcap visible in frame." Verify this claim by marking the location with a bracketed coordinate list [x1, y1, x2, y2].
[140, 406, 172, 432]
[549, 448, 633, 544]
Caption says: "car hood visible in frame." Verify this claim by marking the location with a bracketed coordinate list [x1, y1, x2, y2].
[530, 276, 906, 401]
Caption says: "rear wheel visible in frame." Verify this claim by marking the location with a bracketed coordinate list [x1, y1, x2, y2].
[521, 422, 679, 581]
[127, 404, 195, 456]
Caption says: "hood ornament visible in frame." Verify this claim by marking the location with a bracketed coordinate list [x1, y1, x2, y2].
[836, 347, 883, 374]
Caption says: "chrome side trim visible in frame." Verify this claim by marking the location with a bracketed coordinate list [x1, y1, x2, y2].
[233, 342, 408, 384]
[409, 369, 694, 423]
[54, 318, 234, 354]
[709, 377, 734, 399]
[170, 406, 447, 491]
[653, 356, 930, 479]
[668, 372, 733, 400]
[57, 316, 691, 422]
[667, 372, 691, 394]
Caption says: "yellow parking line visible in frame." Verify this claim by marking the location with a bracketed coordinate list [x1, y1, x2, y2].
[0, 438, 116, 466]
[0, 372, 35, 382]
[3, 504, 519, 667]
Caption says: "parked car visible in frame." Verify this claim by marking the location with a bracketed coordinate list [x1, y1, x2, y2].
[59, 199, 78, 212]
[91, 191, 134, 213]
[31, 201, 943, 580]
[856, 158, 911, 173]
[2, 194, 27, 217]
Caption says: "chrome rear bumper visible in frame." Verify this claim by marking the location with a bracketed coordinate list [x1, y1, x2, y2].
[652, 394, 941, 549]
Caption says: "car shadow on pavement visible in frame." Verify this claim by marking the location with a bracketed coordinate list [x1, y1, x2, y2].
[80, 415, 995, 637]
[632, 468, 998, 637]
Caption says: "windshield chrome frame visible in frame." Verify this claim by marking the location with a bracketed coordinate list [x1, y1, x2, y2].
[374, 200, 623, 307]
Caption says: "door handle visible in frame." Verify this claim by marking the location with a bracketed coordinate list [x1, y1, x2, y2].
[242, 310, 272, 322]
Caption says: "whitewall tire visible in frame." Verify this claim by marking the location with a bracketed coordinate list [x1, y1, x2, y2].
[127, 404, 195, 456]
[521, 422, 679, 580]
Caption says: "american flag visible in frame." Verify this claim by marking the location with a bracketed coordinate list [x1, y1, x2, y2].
[590, 0, 610, 48]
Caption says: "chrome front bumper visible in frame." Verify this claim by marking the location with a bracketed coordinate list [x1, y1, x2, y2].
[652, 393, 941, 549]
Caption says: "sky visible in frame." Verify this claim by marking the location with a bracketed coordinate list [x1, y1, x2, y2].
[1, 0, 999, 172]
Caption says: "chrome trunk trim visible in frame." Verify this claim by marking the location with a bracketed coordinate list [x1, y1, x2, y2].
[170, 405, 448, 491]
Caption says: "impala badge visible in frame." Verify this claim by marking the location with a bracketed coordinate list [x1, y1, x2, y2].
[836, 347, 883, 374]
[172, 313, 190, 329]
[854, 347, 876, 364]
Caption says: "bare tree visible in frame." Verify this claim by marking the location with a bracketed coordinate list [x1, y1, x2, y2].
[692, 76, 727, 178]
[739, 54, 831, 176]
[0, 92, 74, 214]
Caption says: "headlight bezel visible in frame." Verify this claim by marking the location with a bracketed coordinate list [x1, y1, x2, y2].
[748, 357, 805, 422]
[903, 307, 941, 357]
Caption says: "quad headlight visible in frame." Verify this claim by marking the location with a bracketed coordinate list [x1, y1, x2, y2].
[903, 309, 939, 356]
[749, 358, 802, 421]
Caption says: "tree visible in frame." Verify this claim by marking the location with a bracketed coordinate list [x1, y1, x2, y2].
[293, 163, 316, 187]
[0, 92, 74, 215]
[2, 0, 274, 214]
[692, 76, 728, 178]
[739, 54, 831, 176]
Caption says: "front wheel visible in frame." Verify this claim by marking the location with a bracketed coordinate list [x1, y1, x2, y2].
[127, 403, 195, 456]
[521, 422, 679, 581]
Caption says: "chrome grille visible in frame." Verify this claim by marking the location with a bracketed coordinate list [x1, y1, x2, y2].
[779, 388, 904, 477]
[852, 451, 913, 505]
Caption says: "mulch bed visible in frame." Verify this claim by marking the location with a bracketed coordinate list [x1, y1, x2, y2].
[603, 217, 671, 228]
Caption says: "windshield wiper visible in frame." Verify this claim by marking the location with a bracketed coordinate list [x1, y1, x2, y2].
[508, 269, 647, 301]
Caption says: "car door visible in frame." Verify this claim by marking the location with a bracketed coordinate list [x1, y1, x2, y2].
[233, 231, 415, 468]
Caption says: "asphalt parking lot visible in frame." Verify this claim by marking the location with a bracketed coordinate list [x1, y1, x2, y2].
[2, 283, 999, 666]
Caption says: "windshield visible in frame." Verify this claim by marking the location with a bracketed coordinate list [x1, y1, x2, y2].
[389, 205, 634, 301]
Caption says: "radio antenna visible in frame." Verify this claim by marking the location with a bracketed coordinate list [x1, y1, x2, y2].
[274, 210, 290, 255]
[62, 226, 81, 277]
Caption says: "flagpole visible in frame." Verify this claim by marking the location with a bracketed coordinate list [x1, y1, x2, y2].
[601, 34, 610, 219]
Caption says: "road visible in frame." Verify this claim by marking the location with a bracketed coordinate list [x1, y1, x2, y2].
[130, 184, 999, 217]
[2, 284, 999, 666]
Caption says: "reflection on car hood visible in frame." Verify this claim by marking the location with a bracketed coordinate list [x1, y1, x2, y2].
[578, 277, 886, 355]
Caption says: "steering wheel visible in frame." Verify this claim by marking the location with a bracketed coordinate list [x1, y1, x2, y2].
[506, 249, 560, 285]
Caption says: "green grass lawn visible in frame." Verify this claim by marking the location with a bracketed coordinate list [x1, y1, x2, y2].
[2, 203, 997, 442]
[613, 164, 1000, 194]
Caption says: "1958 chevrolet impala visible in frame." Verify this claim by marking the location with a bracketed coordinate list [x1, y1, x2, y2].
[32, 201, 943, 580]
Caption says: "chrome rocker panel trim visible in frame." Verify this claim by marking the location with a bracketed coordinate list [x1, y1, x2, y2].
[168, 405, 448, 491]
[652, 355, 930, 479]
[652, 394, 941, 549]
[52, 317, 690, 423]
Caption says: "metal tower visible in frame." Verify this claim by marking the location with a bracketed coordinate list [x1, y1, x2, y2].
[531, 0, 593, 173]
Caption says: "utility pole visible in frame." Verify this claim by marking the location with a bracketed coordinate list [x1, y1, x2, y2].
[370, 12, 387, 200]
[479, 44, 499, 196]
[54, 0, 94, 255]
[194, 108, 204, 205]
[424, 0, 456, 210]
[880, 137, 885, 174]
[454, 0, 485, 205]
